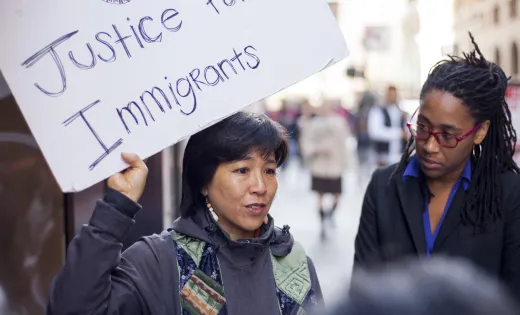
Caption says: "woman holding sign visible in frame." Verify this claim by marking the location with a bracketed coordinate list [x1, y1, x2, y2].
[353, 33, 520, 300]
[48, 112, 323, 315]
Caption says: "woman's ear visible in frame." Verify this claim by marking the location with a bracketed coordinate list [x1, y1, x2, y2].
[474, 120, 490, 145]
[201, 187, 208, 197]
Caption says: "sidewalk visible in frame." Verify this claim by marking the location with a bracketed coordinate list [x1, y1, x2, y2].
[269, 160, 371, 304]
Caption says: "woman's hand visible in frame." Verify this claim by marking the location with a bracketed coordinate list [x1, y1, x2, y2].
[107, 153, 148, 203]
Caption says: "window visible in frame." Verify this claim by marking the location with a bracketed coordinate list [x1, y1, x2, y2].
[511, 0, 517, 18]
[494, 5, 500, 24]
[513, 42, 519, 75]
[496, 47, 501, 66]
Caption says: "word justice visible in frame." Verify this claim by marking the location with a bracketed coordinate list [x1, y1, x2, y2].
[21, 7, 182, 97]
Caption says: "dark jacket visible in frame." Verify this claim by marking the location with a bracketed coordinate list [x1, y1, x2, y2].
[47, 189, 323, 315]
[353, 163, 520, 300]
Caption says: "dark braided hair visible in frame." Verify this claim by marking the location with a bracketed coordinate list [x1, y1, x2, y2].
[393, 32, 519, 231]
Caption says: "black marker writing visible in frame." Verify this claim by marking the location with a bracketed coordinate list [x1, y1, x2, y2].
[141, 87, 172, 112]
[68, 43, 97, 70]
[244, 45, 260, 69]
[166, 77, 182, 107]
[23, 7, 183, 97]
[128, 17, 145, 49]
[189, 68, 209, 90]
[206, 0, 221, 14]
[63, 100, 123, 170]
[112, 24, 133, 58]
[114, 44, 261, 135]
[206, 0, 247, 14]
[102, 0, 131, 4]
[21, 31, 78, 97]
[204, 66, 226, 86]
[60, 45, 261, 171]
[161, 9, 183, 32]
[95, 32, 117, 63]
[217, 59, 237, 79]
[139, 17, 163, 43]
[231, 48, 246, 71]
[117, 101, 149, 134]
[175, 77, 197, 115]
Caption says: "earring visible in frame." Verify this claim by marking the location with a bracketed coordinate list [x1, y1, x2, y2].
[205, 197, 219, 222]
[264, 215, 269, 225]
[473, 144, 482, 159]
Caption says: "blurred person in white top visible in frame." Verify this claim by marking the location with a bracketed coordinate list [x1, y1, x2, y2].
[367, 85, 407, 166]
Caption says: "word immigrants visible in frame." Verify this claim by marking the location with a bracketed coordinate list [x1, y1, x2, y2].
[62, 45, 261, 171]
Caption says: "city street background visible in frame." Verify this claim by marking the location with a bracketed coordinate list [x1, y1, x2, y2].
[4, 0, 520, 314]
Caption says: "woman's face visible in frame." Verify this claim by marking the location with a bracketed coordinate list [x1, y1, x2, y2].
[202, 150, 278, 239]
[415, 89, 489, 180]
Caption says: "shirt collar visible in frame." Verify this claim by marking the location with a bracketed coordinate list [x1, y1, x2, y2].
[402, 156, 471, 191]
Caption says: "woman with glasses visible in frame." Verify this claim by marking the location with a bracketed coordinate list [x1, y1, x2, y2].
[353, 33, 520, 300]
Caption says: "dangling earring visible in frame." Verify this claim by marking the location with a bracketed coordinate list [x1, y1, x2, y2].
[205, 196, 219, 222]
[473, 144, 482, 159]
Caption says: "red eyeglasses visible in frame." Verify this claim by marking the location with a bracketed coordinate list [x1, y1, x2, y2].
[406, 109, 481, 149]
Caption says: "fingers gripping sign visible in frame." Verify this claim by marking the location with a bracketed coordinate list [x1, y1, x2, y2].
[107, 153, 148, 203]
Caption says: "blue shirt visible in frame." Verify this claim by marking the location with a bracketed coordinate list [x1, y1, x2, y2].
[402, 156, 471, 256]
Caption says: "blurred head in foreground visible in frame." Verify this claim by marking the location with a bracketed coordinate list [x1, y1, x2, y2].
[326, 257, 519, 315]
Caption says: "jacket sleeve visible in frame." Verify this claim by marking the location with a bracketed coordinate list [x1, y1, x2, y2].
[353, 169, 383, 271]
[500, 181, 520, 301]
[47, 189, 165, 315]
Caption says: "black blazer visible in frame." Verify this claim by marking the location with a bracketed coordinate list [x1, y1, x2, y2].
[354, 164, 520, 299]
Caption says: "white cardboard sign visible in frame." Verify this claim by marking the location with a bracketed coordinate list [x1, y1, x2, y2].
[0, 72, 11, 100]
[0, 0, 348, 193]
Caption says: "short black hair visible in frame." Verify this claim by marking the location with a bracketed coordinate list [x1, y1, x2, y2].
[327, 257, 519, 315]
[179, 111, 289, 217]
[393, 32, 519, 231]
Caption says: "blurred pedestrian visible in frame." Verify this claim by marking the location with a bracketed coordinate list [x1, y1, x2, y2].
[367, 85, 407, 167]
[297, 100, 315, 168]
[278, 100, 301, 170]
[301, 102, 349, 238]
[354, 90, 378, 178]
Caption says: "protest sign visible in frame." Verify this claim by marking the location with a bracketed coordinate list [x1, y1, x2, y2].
[0, 73, 10, 100]
[0, 0, 348, 193]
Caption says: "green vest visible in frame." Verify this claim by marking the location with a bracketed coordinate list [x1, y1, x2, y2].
[172, 231, 314, 315]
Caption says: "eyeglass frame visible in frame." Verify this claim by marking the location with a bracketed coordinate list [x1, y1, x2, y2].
[406, 108, 482, 149]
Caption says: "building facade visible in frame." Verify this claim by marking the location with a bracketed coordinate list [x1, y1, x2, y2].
[453, 0, 520, 82]
[453, 0, 520, 163]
